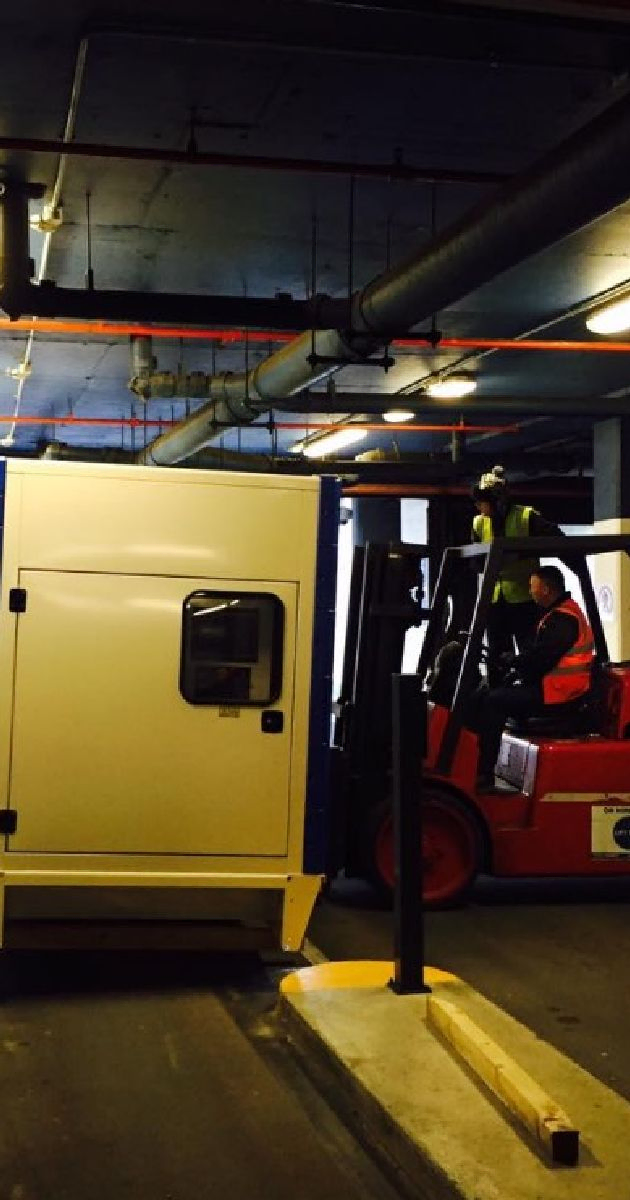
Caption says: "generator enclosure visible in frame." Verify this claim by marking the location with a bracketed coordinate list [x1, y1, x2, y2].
[0, 459, 338, 949]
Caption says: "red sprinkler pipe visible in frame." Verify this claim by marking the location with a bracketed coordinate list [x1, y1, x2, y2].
[0, 415, 519, 433]
[0, 417, 171, 427]
[344, 484, 588, 497]
[2, 318, 630, 353]
[274, 420, 519, 432]
[411, 337, 630, 352]
[0, 134, 507, 186]
[0, 318, 294, 343]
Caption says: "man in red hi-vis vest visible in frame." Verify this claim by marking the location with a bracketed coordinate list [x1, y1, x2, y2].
[476, 564, 595, 791]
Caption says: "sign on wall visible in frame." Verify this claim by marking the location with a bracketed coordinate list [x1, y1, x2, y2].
[596, 583, 615, 624]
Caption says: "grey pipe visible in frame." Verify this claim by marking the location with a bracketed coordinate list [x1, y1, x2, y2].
[130, 382, 630, 418]
[0, 181, 44, 318]
[129, 335, 157, 399]
[352, 85, 630, 337]
[304, 393, 630, 417]
[41, 439, 265, 469]
[136, 82, 630, 465]
[137, 329, 372, 465]
[41, 440, 134, 463]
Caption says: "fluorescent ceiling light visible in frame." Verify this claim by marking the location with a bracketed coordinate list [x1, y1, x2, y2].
[382, 408, 415, 423]
[586, 296, 630, 335]
[299, 427, 368, 458]
[424, 375, 477, 399]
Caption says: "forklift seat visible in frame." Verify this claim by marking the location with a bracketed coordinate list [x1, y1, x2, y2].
[505, 694, 595, 739]
[505, 662, 610, 739]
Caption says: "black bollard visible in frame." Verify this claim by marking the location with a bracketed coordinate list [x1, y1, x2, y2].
[389, 674, 430, 995]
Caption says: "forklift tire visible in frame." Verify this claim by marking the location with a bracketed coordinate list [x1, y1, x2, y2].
[367, 790, 483, 909]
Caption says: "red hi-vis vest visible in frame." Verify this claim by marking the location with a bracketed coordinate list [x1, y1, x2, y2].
[538, 598, 595, 706]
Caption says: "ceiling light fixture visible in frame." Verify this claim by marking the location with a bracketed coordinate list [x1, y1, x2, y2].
[585, 296, 630, 335]
[382, 408, 415, 423]
[292, 427, 368, 458]
[424, 374, 477, 399]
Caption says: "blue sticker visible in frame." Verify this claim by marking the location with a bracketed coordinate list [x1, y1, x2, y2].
[612, 816, 630, 850]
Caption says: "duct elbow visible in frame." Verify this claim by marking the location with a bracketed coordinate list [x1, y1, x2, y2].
[129, 370, 213, 400]
[0, 284, 29, 322]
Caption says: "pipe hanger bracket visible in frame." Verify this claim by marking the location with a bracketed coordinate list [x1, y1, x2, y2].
[306, 351, 395, 372]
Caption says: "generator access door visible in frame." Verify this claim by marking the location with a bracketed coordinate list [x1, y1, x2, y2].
[8, 571, 298, 857]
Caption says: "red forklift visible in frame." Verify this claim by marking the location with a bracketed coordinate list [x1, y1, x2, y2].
[334, 534, 630, 906]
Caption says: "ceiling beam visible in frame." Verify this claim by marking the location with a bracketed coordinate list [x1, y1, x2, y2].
[88, 5, 630, 70]
[0, 136, 508, 186]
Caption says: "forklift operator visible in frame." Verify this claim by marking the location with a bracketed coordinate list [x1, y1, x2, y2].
[475, 565, 595, 791]
[472, 465, 565, 685]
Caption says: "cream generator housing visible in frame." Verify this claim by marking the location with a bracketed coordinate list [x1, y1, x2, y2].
[0, 459, 339, 950]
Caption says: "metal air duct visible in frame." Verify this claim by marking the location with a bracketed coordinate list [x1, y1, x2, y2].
[137, 328, 374, 464]
[138, 84, 630, 466]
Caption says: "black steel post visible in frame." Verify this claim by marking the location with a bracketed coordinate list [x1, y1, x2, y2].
[389, 674, 430, 995]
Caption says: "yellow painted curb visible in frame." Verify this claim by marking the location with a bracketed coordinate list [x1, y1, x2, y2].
[280, 959, 456, 993]
[427, 993, 579, 1166]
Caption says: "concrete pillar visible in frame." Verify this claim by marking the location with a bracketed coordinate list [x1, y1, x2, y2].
[591, 418, 630, 661]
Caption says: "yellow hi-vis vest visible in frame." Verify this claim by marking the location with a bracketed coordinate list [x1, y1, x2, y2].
[538, 598, 595, 705]
[472, 504, 539, 604]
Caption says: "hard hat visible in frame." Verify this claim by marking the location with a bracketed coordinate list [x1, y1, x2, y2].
[472, 464, 508, 501]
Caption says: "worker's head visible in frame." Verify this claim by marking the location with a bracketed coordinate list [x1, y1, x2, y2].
[472, 465, 509, 515]
[529, 565, 565, 608]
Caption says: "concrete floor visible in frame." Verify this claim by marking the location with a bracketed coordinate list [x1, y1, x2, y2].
[0, 950, 399, 1200]
[310, 874, 630, 1101]
[1, 877, 629, 1197]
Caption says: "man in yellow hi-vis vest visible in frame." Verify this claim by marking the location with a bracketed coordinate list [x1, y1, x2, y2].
[475, 564, 594, 790]
[471, 465, 564, 685]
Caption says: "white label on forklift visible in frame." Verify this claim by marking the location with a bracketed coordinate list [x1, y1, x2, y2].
[591, 805, 630, 858]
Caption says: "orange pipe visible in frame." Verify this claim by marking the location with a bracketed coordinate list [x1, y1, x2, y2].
[275, 420, 518, 432]
[424, 337, 630, 352]
[0, 417, 169, 427]
[344, 484, 589, 497]
[0, 415, 518, 432]
[0, 318, 291, 343]
[1, 318, 629, 352]
[344, 484, 472, 495]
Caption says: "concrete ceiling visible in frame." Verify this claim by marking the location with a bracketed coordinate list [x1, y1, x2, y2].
[2, 0, 630, 477]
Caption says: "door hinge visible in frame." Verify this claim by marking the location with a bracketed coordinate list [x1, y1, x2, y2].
[9, 588, 26, 613]
[0, 809, 17, 835]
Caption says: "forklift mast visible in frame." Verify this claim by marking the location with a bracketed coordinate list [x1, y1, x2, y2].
[331, 542, 427, 876]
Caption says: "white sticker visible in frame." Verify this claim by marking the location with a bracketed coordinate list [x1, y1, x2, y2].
[596, 583, 615, 624]
[591, 804, 630, 857]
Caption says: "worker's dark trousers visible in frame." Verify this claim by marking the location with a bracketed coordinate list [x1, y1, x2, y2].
[486, 597, 539, 686]
[477, 684, 543, 777]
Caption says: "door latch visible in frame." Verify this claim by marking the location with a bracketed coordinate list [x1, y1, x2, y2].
[261, 711, 283, 733]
